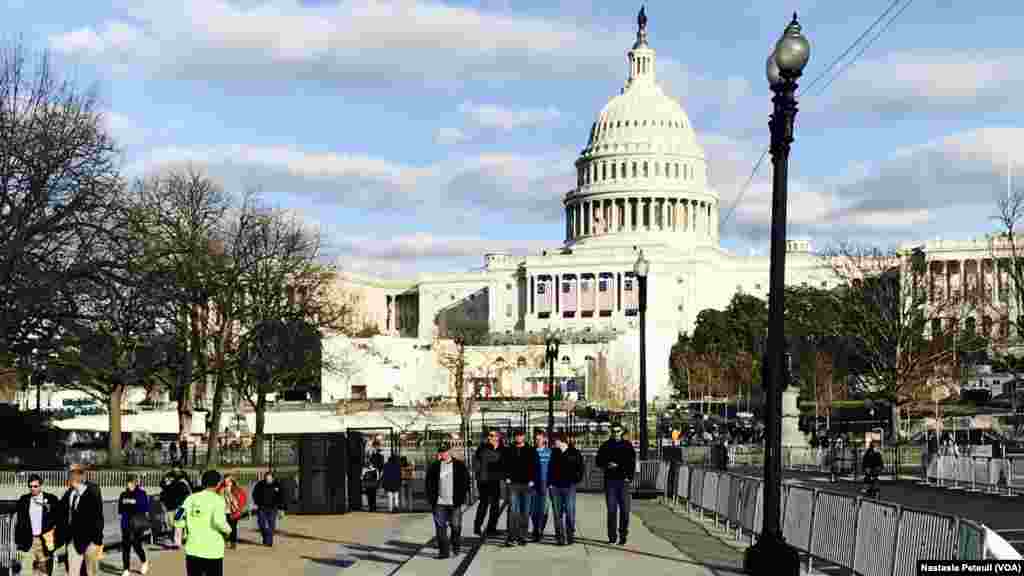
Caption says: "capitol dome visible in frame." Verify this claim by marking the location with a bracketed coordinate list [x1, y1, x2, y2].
[564, 7, 718, 250]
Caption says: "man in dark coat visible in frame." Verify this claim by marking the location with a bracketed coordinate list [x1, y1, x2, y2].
[501, 429, 536, 547]
[15, 474, 62, 576]
[472, 427, 503, 536]
[596, 424, 636, 545]
[252, 471, 286, 546]
[60, 468, 104, 576]
[425, 442, 470, 559]
[548, 433, 585, 545]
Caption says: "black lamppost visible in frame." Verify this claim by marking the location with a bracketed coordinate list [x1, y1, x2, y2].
[545, 333, 561, 435]
[744, 14, 810, 576]
[634, 250, 650, 460]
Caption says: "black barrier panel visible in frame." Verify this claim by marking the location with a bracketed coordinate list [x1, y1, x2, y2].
[299, 434, 348, 514]
[347, 431, 365, 511]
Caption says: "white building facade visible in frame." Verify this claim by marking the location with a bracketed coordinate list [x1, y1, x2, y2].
[330, 15, 1003, 406]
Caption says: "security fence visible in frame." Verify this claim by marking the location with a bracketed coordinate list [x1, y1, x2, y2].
[657, 460, 1012, 576]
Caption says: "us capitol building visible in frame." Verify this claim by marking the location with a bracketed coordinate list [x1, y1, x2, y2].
[325, 12, 1003, 408]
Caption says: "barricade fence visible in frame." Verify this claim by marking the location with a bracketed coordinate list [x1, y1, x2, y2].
[657, 460, 1013, 576]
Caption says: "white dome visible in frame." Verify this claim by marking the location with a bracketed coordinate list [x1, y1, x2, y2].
[584, 81, 704, 159]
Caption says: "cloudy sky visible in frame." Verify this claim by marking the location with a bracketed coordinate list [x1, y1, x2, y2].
[18, 0, 1024, 277]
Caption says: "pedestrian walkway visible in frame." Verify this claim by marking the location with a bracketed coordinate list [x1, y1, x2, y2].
[112, 494, 746, 576]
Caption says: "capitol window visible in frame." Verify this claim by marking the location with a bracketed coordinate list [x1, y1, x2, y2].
[655, 162, 660, 177]
[643, 162, 649, 178]
[632, 162, 637, 178]
[674, 163, 679, 178]
[621, 161, 626, 178]
[612, 163, 617, 179]
[602, 163, 607, 180]
[665, 162, 670, 178]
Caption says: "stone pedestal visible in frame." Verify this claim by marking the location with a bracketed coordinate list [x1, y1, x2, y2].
[781, 387, 809, 448]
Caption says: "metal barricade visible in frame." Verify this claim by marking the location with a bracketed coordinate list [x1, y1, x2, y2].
[892, 508, 957, 576]
[727, 474, 744, 539]
[701, 471, 719, 521]
[688, 467, 705, 515]
[955, 457, 972, 490]
[0, 512, 15, 575]
[739, 478, 761, 543]
[972, 457, 990, 493]
[958, 518, 985, 560]
[656, 461, 668, 498]
[852, 499, 899, 576]
[782, 486, 814, 554]
[675, 465, 690, 509]
[715, 474, 732, 528]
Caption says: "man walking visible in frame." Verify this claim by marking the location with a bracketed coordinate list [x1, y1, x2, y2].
[15, 474, 61, 576]
[425, 442, 470, 559]
[160, 468, 192, 548]
[174, 470, 231, 576]
[596, 424, 635, 545]
[472, 428, 503, 536]
[501, 429, 535, 547]
[529, 429, 552, 542]
[548, 433, 584, 546]
[61, 468, 104, 576]
[252, 471, 285, 546]
[363, 439, 385, 512]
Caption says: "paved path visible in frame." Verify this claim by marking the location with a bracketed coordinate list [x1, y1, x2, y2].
[99, 494, 741, 576]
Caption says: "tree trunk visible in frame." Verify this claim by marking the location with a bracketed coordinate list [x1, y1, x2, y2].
[205, 333, 228, 468]
[890, 402, 900, 444]
[178, 343, 193, 460]
[252, 390, 266, 465]
[108, 385, 125, 468]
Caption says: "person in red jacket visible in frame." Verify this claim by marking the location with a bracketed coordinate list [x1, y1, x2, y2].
[217, 475, 248, 549]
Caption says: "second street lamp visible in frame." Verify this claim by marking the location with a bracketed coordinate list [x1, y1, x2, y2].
[546, 334, 561, 435]
[744, 13, 810, 576]
[634, 250, 650, 460]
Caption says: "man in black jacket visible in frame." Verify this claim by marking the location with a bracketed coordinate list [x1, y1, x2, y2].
[472, 428, 503, 536]
[60, 468, 104, 576]
[425, 442, 470, 559]
[252, 471, 286, 546]
[159, 468, 191, 548]
[548, 433, 584, 546]
[501, 429, 536, 547]
[596, 424, 636, 545]
[16, 474, 62, 576]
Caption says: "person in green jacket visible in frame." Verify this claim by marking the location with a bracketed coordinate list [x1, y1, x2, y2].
[174, 470, 230, 576]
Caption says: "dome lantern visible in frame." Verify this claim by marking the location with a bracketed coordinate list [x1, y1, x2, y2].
[626, 5, 655, 87]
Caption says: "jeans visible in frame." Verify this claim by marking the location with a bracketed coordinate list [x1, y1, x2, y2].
[185, 555, 224, 576]
[387, 491, 399, 512]
[604, 479, 631, 541]
[364, 487, 378, 511]
[549, 485, 577, 541]
[432, 504, 463, 556]
[473, 481, 501, 532]
[529, 484, 548, 535]
[400, 482, 414, 511]
[505, 483, 530, 542]
[256, 508, 277, 546]
[121, 529, 147, 570]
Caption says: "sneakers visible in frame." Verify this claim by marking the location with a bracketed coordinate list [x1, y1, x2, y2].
[618, 536, 627, 545]
[123, 570, 132, 576]
[140, 562, 150, 575]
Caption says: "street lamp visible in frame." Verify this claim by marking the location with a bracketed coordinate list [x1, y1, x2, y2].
[545, 333, 561, 435]
[744, 14, 810, 576]
[634, 249, 650, 460]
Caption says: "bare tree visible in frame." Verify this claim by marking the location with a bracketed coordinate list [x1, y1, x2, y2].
[822, 242, 978, 442]
[230, 205, 353, 464]
[128, 167, 230, 458]
[435, 329, 487, 461]
[990, 190, 1024, 433]
[0, 42, 122, 382]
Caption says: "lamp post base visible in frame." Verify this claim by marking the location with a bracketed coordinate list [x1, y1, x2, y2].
[743, 532, 800, 576]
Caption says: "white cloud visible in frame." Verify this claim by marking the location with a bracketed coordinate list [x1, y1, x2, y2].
[826, 51, 1022, 116]
[458, 101, 561, 131]
[337, 233, 549, 260]
[128, 143, 573, 222]
[434, 127, 468, 146]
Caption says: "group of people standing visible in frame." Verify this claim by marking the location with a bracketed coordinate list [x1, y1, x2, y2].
[419, 422, 637, 560]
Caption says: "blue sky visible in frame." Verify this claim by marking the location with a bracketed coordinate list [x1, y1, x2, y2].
[12, 0, 1024, 277]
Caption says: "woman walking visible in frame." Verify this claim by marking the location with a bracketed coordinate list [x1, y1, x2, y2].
[399, 456, 415, 511]
[382, 455, 402, 513]
[218, 475, 248, 549]
[117, 476, 150, 576]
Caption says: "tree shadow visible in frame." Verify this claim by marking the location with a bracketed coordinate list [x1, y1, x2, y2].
[573, 537, 745, 575]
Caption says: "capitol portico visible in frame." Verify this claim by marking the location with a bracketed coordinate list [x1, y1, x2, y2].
[326, 12, 1009, 407]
